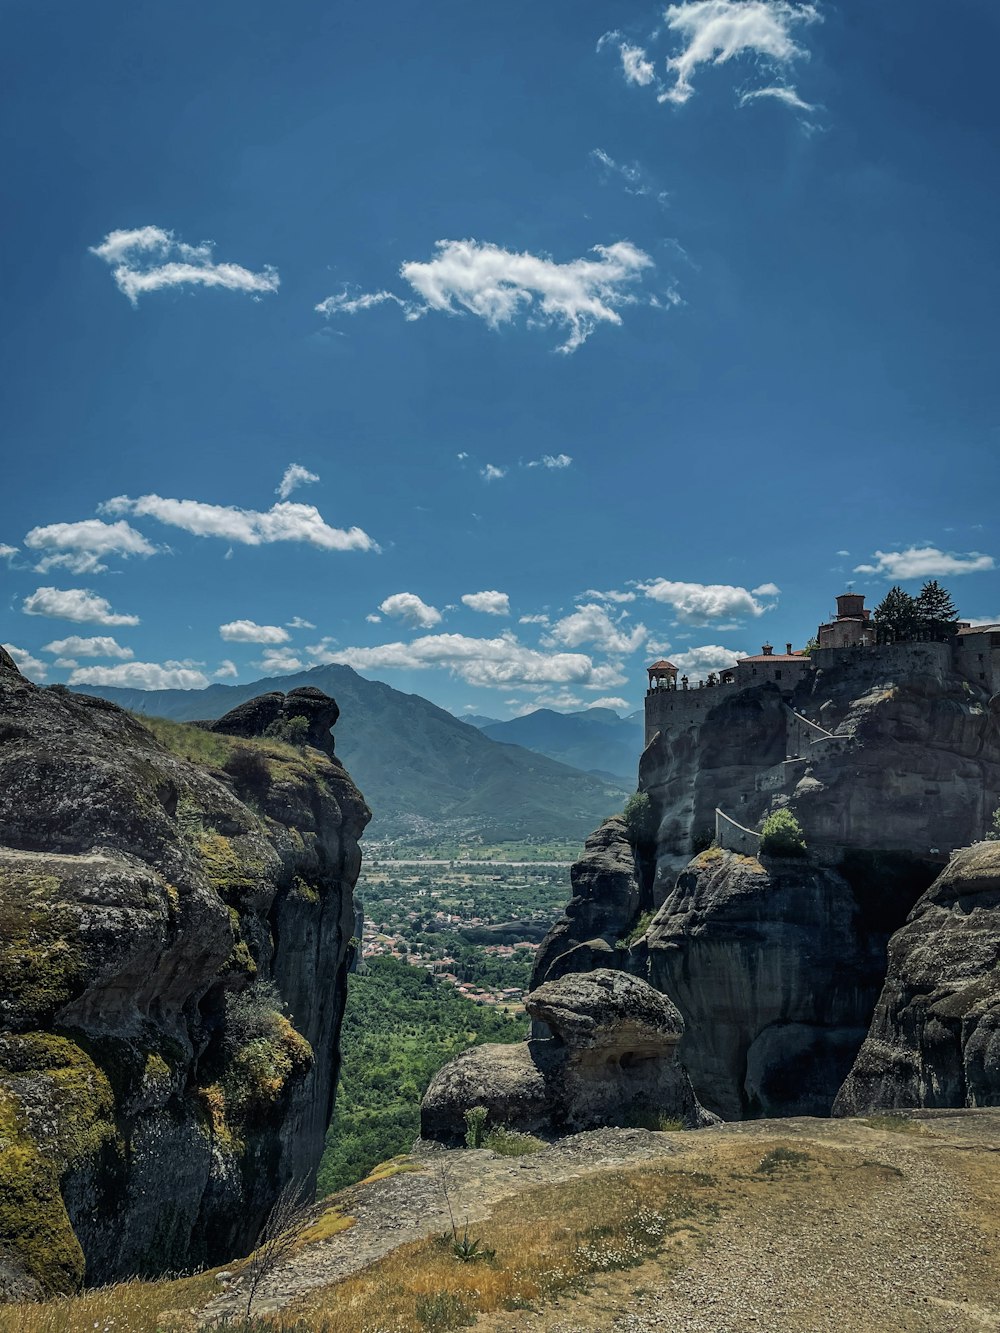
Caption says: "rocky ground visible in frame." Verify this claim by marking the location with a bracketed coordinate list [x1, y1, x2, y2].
[203, 1109, 1000, 1332]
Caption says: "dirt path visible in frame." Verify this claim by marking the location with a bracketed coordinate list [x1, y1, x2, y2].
[202, 1110, 1000, 1331]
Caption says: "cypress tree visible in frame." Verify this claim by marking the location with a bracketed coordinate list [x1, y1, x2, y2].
[915, 580, 959, 640]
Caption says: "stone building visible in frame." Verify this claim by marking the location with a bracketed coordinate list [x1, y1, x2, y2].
[817, 592, 876, 650]
[735, 642, 812, 690]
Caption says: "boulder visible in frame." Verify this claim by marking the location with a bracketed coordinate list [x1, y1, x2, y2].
[834, 840, 1000, 1115]
[420, 969, 714, 1143]
[209, 686, 340, 757]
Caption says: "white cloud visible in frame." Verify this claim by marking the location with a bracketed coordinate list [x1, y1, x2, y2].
[102, 493, 377, 553]
[214, 660, 239, 679]
[740, 84, 815, 111]
[365, 613, 382, 624]
[853, 547, 996, 579]
[588, 696, 630, 711]
[315, 288, 415, 319]
[219, 620, 290, 644]
[461, 591, 510, 616]
[670, 644, 747, 678]
[481, 464, 507, 481]
[22, 586, 139, 626]
[257, 648, 306, 674]
[836, 549, 850, 557]
[661, 1, 819, 106]
[24, 518, 157, 575]
[646, 638, 673, 655]
[0, 544, 18, 559]
[42, 635, 133, 660]
[379, 592, 443, 629]
[286, 616, 316, 630]
[68, 660, 210, 690]
[3, 644, 48, 682]
[620, 42, 657, 86]
[583, 588, 636, 604]
[317, 238, 656, 353]
[90, 226, 280, 306]
[315, 630, 627, 691]
[276, 464, 320, 501]
[544, 603, 648, 655]
[519, 613, 550, 625]
[525, 453, 573, 470]
[638, 578, 771, 624]
[751, 582, 781, 597]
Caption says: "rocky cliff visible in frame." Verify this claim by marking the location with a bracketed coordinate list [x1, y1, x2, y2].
[527, 644, 1000, 1123]
[0, 656, 368, 1298]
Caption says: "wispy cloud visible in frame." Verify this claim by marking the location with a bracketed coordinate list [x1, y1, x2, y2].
[670, 643, 748, 678]
[22, 586, 140, 626]
[524, 454, 573, 470]
[90, 226, 279, 306]
[461, 591, 510, 616]
[481, 464, 507, 482]
[102, 493, 377, 553]
[379, 592, 442, 629]
[601, 2, 819, 116]
[661, 1, 819, 106]
[590, 149, 670, 209]
[214, 659, 239, 679]
[317, 238, 656, 353]
[286, 616, 316, 630]
[219, 620, 290, 644]
[256, 648, 306, 674]
[276, 464, 320, 501]
[24, 518, 156, 575]
[0, 544, 18, 560]
[853, 547, 996, 579]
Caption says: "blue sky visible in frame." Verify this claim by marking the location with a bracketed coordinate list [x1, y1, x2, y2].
[2, 0, 998, 718]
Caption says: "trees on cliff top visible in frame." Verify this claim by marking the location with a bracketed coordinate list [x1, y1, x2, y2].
[873, 580, 959, 644]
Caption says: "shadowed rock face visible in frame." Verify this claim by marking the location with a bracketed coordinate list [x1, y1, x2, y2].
[645, 850, 923, 1120]
[420, 969, 715, 1142]
[0, 665, 368, 1298]
[834, 841, 1000, 1116]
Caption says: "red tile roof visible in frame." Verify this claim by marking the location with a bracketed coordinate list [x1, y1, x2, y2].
[738, 654, 809, 664]
[648, 659, 678, 670]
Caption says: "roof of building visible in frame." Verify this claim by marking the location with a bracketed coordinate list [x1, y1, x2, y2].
[738, 653, 810, 665]
[958, 624, 1000, 635]
[648, 659, 678, 670]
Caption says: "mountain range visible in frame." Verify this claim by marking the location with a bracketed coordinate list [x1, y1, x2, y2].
[468, 706, 645, 783]
[74, 665, 634, 845]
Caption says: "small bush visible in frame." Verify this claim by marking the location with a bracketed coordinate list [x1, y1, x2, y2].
[464, 1105, 488, 1148]
[623, 791, 655, 844]
[265, 714, 310, 749]
[759, 809, 807, 857]
[691, 827, 715, 854]
[624, 1105, 684, 1132]
[416, 1291, 475, 1330]
[615, 909, 654, 949]
[754, 1146, 811, 1175]
[986, 807, 1000, 842]
[483, 1126, 544, 1156]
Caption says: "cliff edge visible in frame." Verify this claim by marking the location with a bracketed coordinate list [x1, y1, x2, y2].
[0, 655, 369, 1298]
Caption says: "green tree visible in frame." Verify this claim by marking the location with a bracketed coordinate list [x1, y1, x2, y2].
[623, 791, 655, 845]
[759, 809, 807, 857]
[872, 586, 918, 644]
[915, 580, 959, 640]
[986, 807, 1000, 842]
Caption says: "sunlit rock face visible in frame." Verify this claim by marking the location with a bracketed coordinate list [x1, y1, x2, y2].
[420, 968, 715, 1142]
[0, 654, 368, 1298]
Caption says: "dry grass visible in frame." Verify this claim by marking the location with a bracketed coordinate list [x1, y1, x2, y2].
[862, 1113, 928, 1135]
[0, 1270, 216, 1333]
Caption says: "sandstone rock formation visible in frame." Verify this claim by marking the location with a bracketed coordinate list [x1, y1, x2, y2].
[0, 658, 368, 1298]
[834, 840, 1000, 1115]
[420, 968, 714, 1142]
